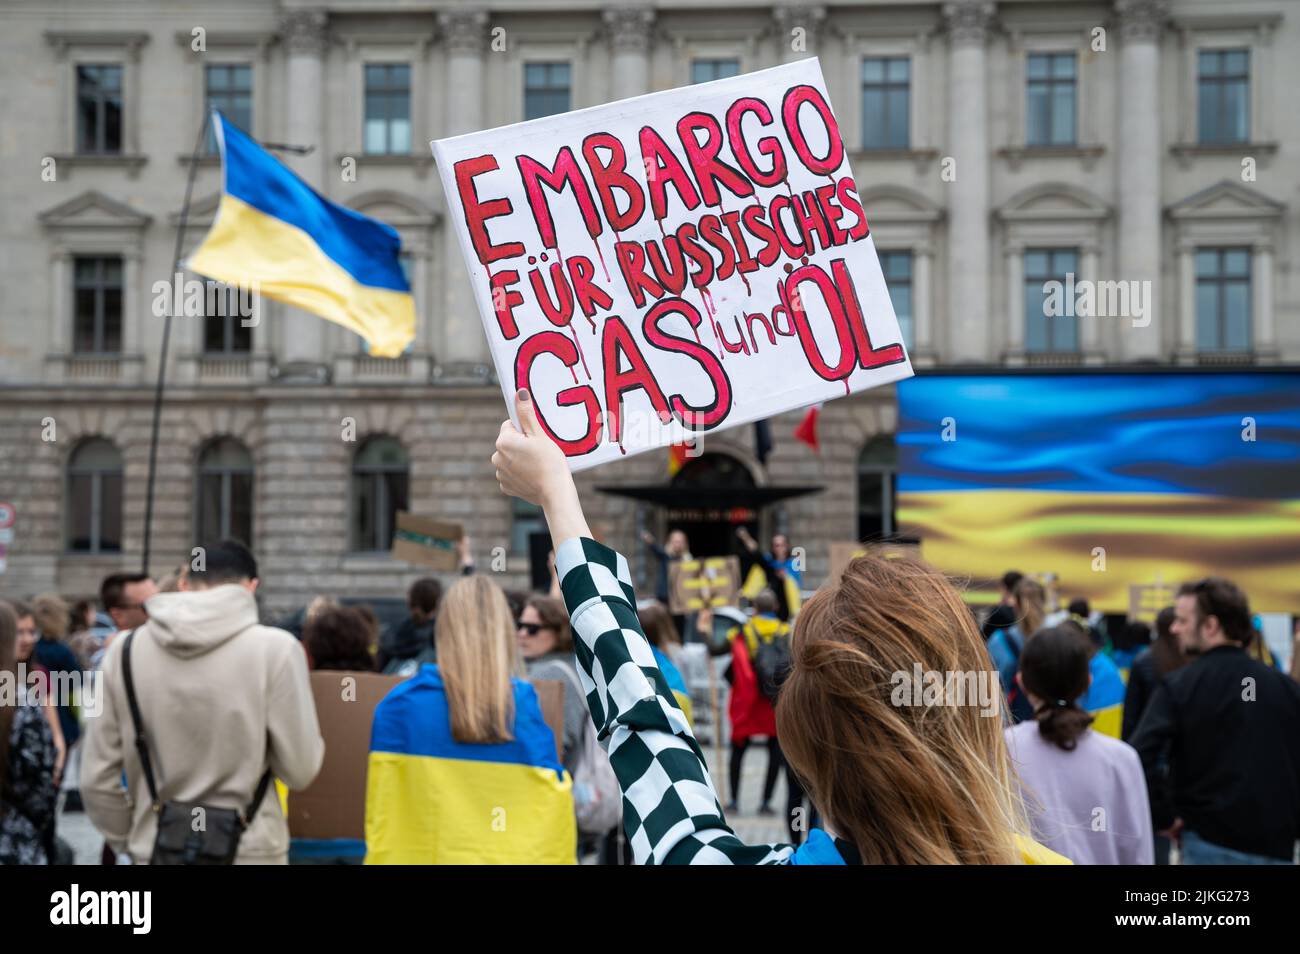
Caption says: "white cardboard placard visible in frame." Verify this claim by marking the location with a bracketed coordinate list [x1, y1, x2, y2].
[432, 58, 913, 471]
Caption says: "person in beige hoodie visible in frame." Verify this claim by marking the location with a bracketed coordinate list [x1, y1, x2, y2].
[81, 540, 324, 864]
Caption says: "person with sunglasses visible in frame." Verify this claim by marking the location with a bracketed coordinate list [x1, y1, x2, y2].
[517, 597, 585, 779]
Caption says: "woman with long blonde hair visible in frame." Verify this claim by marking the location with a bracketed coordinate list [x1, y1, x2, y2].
[988, 577, 1048, 722]
[493, 389, 1067, 865]
[364, 574, 575, 864]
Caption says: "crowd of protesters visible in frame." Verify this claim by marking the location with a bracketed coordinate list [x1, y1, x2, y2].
[2, 393, 1298, 866]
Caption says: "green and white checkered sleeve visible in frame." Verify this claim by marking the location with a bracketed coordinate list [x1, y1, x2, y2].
[555, 536, 795, 866]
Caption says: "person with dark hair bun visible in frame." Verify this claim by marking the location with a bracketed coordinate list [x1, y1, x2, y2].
[1006, 625, 1154, 864]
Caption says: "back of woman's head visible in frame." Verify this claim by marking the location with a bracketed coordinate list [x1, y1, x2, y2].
[32, 594, 70, 641]
[1150, 606, 1187, 675]
[637, 601, 678, 649]
[303, 605, 375, 672]
[776, 553, 1027, 864]
[1019, 625, 1094, 751]
[436, 576, 519, 744]
[1115, 619, 1151, 653]
[1012, 578, 1046, 638]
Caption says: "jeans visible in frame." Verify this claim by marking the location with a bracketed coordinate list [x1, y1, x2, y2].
[1181, 831, 1293, 865]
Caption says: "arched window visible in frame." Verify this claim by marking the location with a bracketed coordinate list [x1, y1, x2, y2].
[857, 435, 899, 540]
[67, 438, 123, 553]
[195, 437, 254, 545]
[351, 436, 409, 552]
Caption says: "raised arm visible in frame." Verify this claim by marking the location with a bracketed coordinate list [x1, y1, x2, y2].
[493, 389, 792, 865]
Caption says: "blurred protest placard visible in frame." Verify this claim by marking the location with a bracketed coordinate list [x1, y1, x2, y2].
[669, 556, 741, 614]
[391, 512, 462, 572]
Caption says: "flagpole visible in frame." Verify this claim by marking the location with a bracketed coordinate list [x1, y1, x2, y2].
[141, 110, 315, 575]
[141, 110, 211, 575]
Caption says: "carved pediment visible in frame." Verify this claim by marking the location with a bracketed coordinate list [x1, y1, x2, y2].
[39, 190, 152, 229]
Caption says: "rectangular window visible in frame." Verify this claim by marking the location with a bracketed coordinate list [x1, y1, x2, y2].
[73, 256, 123, 354]
[1198, 49, 1249, 144]
[691, 58, 740, 85]
[1195, 247, 1252, 351]
[1026, 52, 1076, 146]
[512, 498, 546, 555]
[202, 283, 253, 354]
[879, 251, 914, 351]
[364, 63, 412, 155]
[76, 64, 123, 154]
[205, 64, 253, 152]
[861, 57, 910, 150]
[524, 62, 571, 121]
[1024, 248, 1080, 354]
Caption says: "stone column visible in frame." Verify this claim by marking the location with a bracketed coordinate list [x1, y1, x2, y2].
[1004, 240, 1024, 361]
[123, 250, 142, 381]
[772, 4, 827, 64]
[50, 250, 71, 355]
[1080, 244, 1102, 360]
[943, 1, 995, 362]
[435, 10, 492, 380]
[1115, 0, 1167, 361]
[1176, 239, 1196, 360]
[913, 244, 933, 362]
[604, 7, 654, 102]
[276, 8, 331, 382]
[1254, 241, 1275, 356]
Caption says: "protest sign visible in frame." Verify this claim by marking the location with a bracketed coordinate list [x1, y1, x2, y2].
[669, 556, 742, 614]
[289, 671, 402, 841]
[828, 540, 921, 585]
[432, 58, 912, 471]
[391, 512, 463, 572]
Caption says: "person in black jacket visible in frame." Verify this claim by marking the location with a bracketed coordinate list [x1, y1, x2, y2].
[1122, 607, 1187, 743]
[378, 578, 441, 674]
[1129, 578, 1300, 865]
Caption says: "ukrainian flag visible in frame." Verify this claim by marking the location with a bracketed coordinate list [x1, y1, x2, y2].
[1081, 652, 1126, 740]
[365, 665, 576, 864]
[187, 111, 415, 357]
[898, 373, 1300, 613]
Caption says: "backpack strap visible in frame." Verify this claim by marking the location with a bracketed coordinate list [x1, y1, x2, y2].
[120, 630, 161, 813]
[121, 629, 273, 829]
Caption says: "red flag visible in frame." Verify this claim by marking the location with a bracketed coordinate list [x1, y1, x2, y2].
[668, 442, 691, 475]
[794, 403, 821, 453]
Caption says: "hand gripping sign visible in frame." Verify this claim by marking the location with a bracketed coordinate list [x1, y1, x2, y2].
[432, 58, 913, 471]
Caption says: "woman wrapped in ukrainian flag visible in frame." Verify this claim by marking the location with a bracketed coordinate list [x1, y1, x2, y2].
[364, 576, 575, 864]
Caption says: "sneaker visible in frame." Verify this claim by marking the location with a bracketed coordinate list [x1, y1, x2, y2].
[724, 801, 739, 814]
[758, 804, 775, 817]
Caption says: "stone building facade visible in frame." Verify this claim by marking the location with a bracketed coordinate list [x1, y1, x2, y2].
[0, 0, 1295, 616]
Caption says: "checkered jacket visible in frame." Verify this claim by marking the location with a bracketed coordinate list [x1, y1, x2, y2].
[556, 536, 796, 865]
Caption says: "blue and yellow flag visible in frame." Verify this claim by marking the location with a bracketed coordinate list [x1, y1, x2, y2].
[1081, 651, 1127, 740]
[365, 665, 576, 864]
[187, 111, 415, 357]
